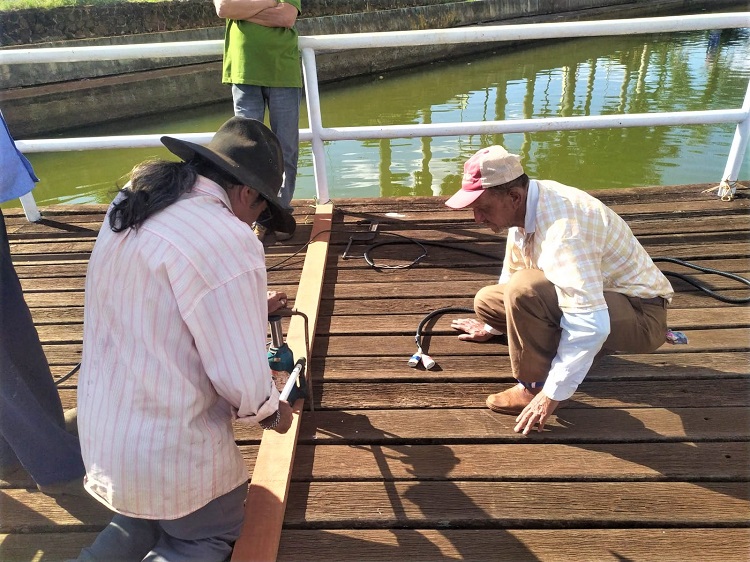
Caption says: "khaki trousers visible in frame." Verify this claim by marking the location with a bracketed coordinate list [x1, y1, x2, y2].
[474, 269, 668, 384]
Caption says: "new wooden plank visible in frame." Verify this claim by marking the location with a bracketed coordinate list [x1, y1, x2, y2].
[231, 204, 332, 562]
[276, 528, 750, 562]
[289, 442, 749, 481]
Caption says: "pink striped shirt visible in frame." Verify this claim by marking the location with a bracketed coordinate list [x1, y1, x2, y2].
[78, 175, 279, 519]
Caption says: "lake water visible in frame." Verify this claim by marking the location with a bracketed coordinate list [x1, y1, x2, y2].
[5, 25, 749, 208]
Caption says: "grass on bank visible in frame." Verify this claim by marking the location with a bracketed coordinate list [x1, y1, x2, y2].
[0, 0, 163, 11]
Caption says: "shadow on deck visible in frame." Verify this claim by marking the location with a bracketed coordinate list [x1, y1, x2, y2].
[1, 184, 749, 561]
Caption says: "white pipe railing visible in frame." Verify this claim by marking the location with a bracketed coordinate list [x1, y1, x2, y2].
[4, 13, 750, 211]
[3, 13, 746, 63]
[717, 79, 750, 200]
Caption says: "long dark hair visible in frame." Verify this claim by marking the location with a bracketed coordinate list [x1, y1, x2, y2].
[108, 158, 240, 232]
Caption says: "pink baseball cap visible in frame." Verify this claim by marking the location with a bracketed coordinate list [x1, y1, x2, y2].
[445, 146, 525, 209]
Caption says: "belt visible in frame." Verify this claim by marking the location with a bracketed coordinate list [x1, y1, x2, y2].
[640, 296, 666, 306]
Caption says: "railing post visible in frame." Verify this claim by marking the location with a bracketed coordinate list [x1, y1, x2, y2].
[716, 80, 750, 200]
[19, 192, 41, 222]
[301, 47, 330, 204]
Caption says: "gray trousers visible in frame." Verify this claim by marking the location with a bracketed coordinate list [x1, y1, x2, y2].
[474, 269, 668, 384]
[0, 209, 85, 485]
[74, 482, 248, 562]
[231, 84, 300, 212]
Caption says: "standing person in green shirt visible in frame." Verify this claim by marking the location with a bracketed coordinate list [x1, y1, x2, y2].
[214, 0, 302, 243]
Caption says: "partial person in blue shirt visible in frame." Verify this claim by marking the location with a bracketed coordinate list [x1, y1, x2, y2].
[0, 110, 87, 495]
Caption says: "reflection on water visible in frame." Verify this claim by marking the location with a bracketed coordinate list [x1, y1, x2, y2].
[7, 27, 750, 207]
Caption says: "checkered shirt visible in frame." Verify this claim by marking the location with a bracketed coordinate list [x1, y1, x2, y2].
[502, 180, 674, 312]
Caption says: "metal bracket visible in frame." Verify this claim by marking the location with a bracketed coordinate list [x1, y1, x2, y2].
[342, 221, 379, 259]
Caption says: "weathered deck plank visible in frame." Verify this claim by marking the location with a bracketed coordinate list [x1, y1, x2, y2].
[275, 528, 750, 562]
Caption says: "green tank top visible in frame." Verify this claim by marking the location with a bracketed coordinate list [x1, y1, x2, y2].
[221, 0, 302, 88]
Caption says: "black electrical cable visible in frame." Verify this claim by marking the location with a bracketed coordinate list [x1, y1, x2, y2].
[361, 235, 750, 362]
[414, 306, 475, 347]
[363, 233, 499, 270]
[654, 257, 750, 304]
[55, 362, 80, 387]
[363, 235, 750, 303]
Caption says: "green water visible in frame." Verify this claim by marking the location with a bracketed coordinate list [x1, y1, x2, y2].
[6, 27, 750, 208]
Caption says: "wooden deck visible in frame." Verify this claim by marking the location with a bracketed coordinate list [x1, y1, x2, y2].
[1, 184, 749, 561]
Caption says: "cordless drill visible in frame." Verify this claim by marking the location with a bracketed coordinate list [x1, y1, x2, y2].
[268, 315, 294, 374]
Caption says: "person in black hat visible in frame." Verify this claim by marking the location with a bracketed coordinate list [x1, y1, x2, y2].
[74, 117, 294, 561]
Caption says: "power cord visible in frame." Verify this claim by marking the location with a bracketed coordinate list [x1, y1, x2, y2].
[54, 363, 80, 387]
[653, 257, 750, 304]
[359, 234, 750, 370]
[363, 232, 499, 270]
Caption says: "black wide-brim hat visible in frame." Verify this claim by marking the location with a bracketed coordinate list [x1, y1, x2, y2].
[160, 117, 296, 235]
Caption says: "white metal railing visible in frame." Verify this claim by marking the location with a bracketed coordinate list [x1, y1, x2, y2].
[4, 12, 749, 215]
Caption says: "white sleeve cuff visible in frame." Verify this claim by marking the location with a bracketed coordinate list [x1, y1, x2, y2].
[484, 323, 504, 336]
[543, 309, 609, 401]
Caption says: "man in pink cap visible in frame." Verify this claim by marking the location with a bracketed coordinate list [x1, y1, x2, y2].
[447, 146, 673, 435]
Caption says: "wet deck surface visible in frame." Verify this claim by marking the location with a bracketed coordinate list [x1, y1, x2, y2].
[2, 184, 749, 561]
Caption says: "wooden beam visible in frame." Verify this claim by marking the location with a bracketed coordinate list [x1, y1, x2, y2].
[231, 203, 333, 562]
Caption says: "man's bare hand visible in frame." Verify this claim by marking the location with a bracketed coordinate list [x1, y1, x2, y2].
[267, 291, 288, 314]
[450, 318, 495, 342]
[514, 392, 560, 435]
[274, 400, 293, 434]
